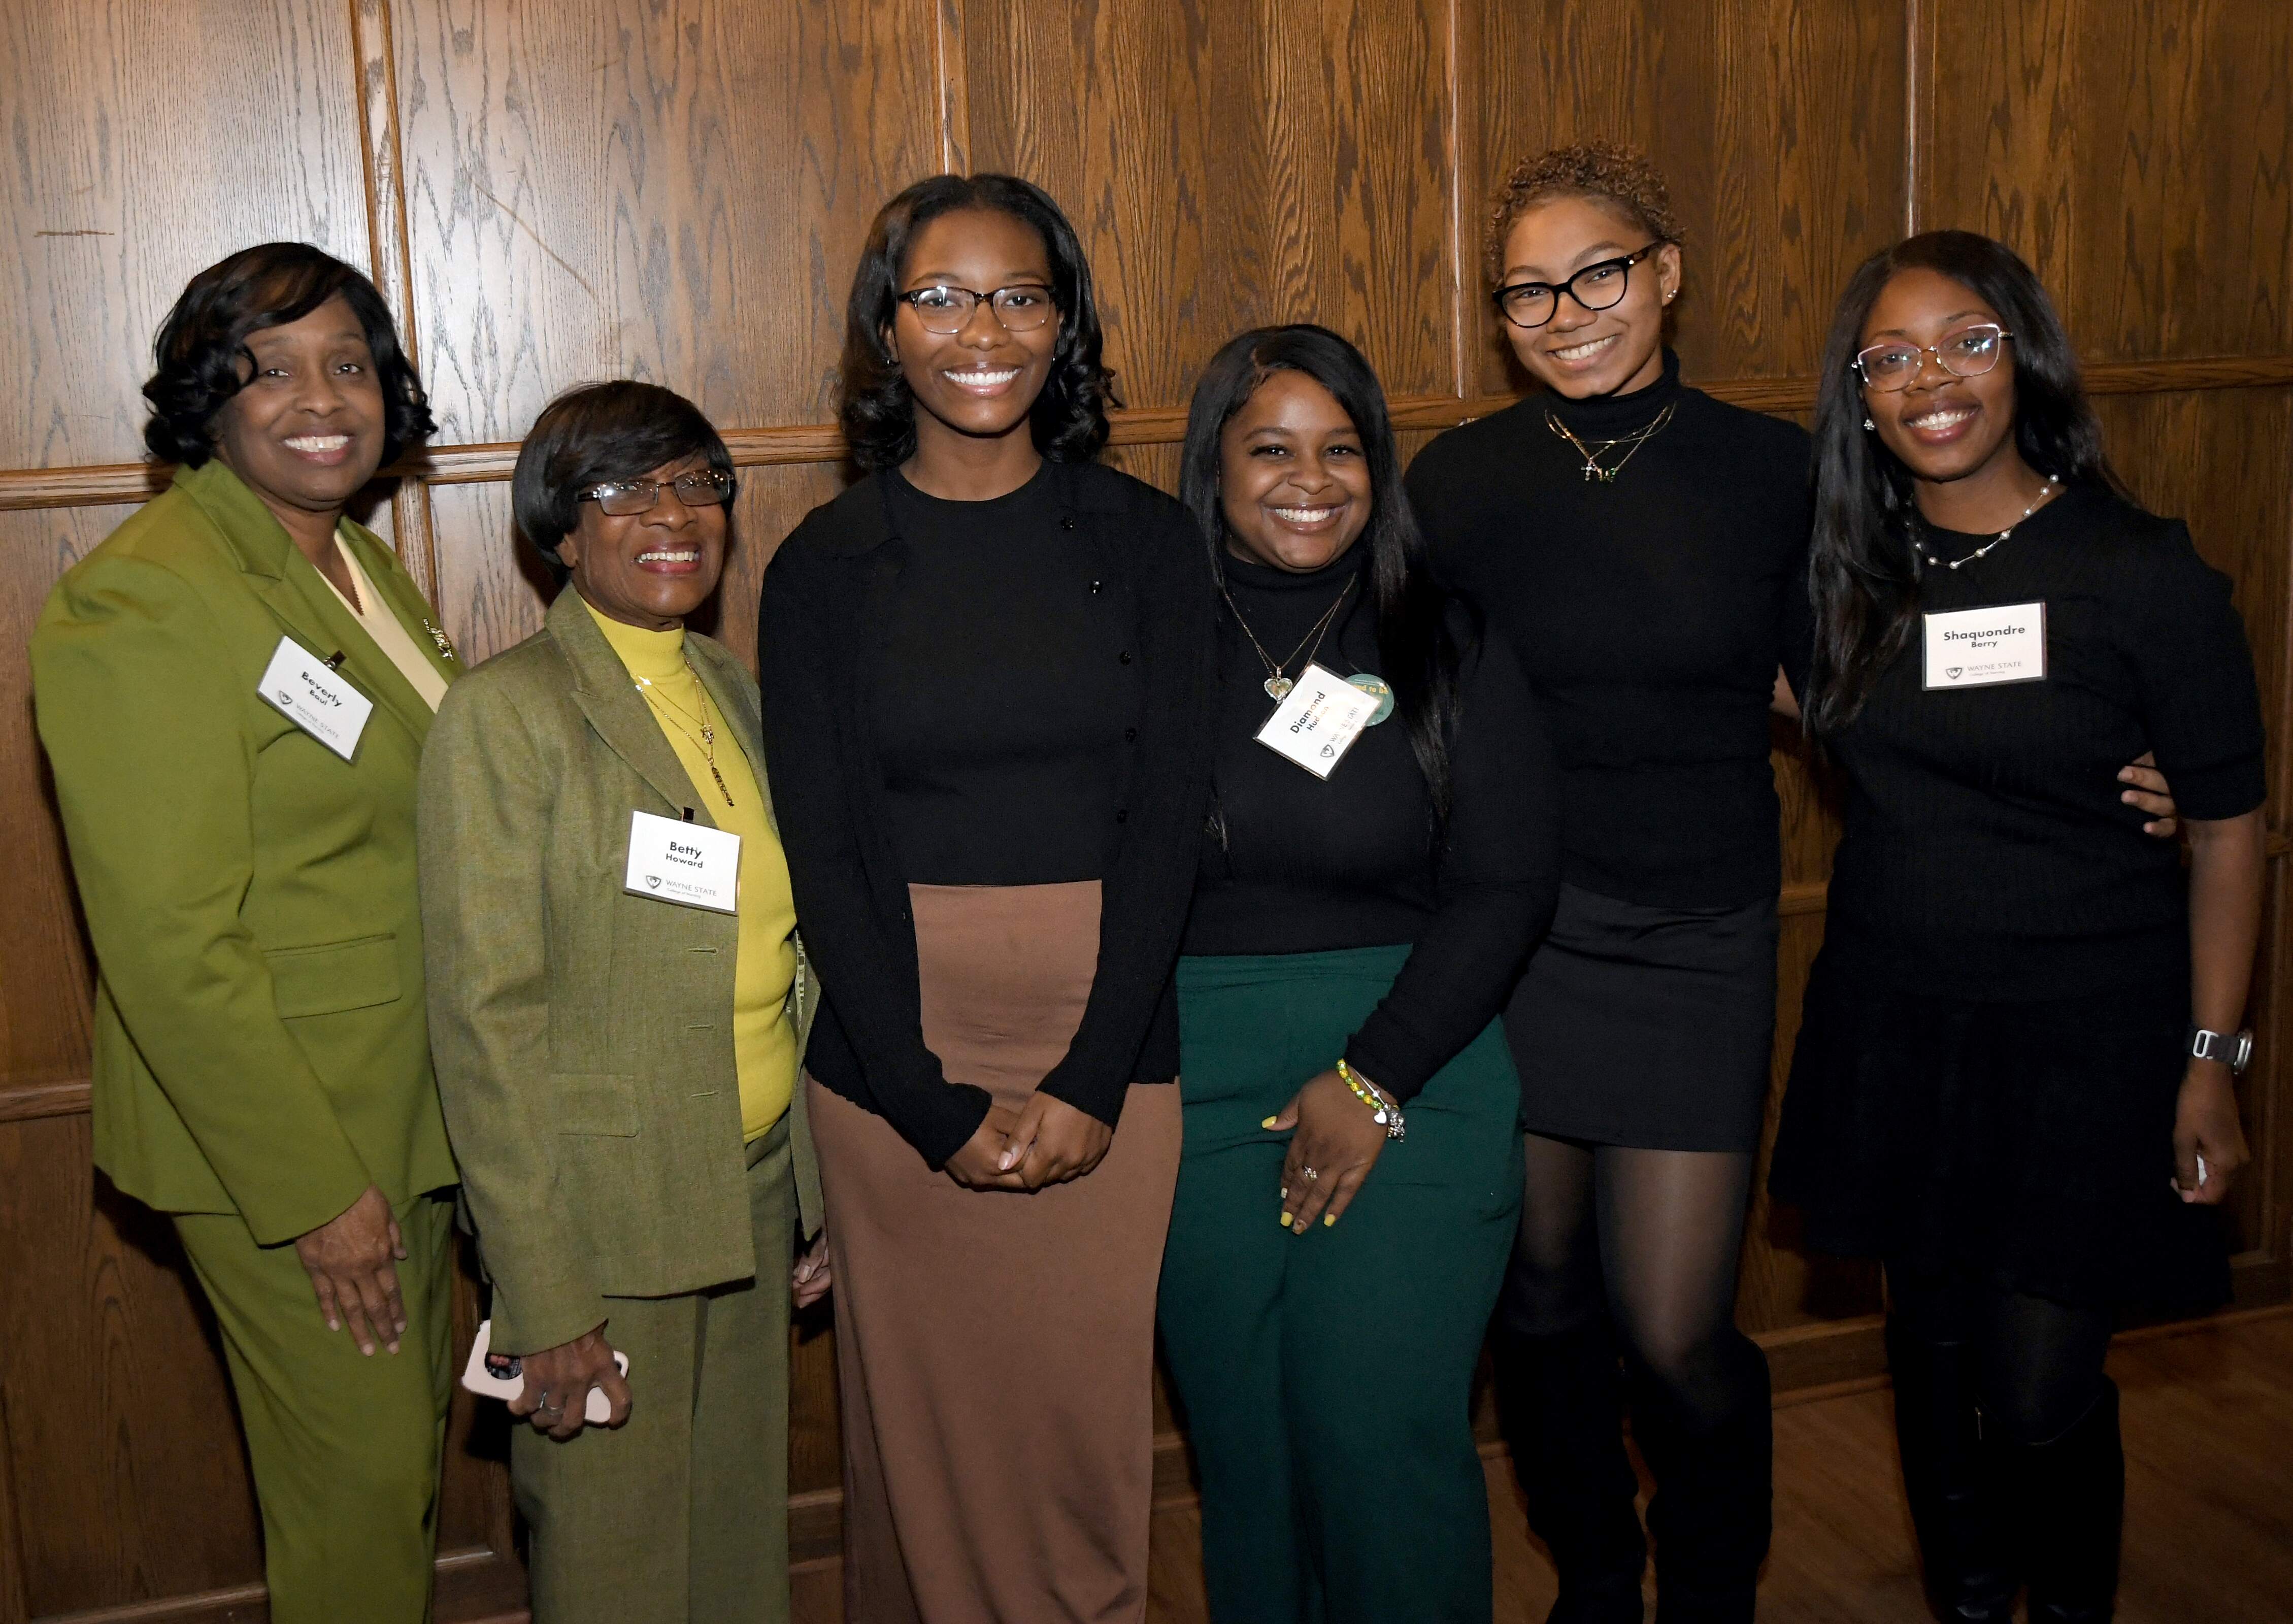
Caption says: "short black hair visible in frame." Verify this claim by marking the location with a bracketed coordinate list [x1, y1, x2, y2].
[511, 381, 735, 583]
[143, 242, 434, 467]
[839, 173, 1118, 471]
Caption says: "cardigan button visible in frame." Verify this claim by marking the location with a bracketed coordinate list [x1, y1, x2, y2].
[1089, 579, 1103, 593]
[1124, 727, 1138, 743]
[1118, 650, 1133, 665]
[1115, 809, 1128, 823]
[1061, 516, 1077, 531]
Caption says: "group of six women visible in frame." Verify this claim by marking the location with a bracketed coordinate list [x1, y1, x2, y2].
[32, 139, 2261, 1624]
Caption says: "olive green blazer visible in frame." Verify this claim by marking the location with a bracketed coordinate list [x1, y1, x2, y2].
[418, 586, 822, 1356]
[31, 459, 461, 1245]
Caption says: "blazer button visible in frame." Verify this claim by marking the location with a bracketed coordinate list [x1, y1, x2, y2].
[1118, 651, 1133, 665]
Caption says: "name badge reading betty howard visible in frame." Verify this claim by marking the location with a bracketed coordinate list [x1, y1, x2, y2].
[624, 810, 741, 913]
[1255, 662, 1384, 779]
[1922, 602, 2047, 690]
[256, 635, 374, 760]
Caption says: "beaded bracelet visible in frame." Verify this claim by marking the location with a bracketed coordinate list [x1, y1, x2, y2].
[1335, 1058, 1406, 1142]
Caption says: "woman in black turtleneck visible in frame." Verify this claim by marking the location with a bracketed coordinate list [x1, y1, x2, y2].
[1405, 143, 1803, 1623]
[1156, 324, 1560, 1624]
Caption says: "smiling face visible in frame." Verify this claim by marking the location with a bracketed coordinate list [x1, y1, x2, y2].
[886, 207, 1061, 455]
[1498, 195, 1680, 399]
[554, 454, 729, 630]
[209, 294, 386, 521]
[1218, 369, 1373, 574]
[1859, 267, 2023, 485]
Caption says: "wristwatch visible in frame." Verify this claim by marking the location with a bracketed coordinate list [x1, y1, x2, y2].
[2186, 1025, 2253, 1074]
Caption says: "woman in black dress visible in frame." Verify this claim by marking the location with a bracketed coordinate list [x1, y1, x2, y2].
[1773, 231, 2264, 1624]
[1407, 142, 1803, 1624]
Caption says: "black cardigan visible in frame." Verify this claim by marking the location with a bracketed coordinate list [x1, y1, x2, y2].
[758, 462, 1216, 1168]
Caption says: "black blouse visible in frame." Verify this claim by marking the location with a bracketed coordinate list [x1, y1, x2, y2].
[1813, 482, 2267, 1001]
[1406, 351, 1813, 910]
[1182, 545, 1563, 1101]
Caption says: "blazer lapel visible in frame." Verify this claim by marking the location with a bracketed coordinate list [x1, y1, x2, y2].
[547, 587, 720, 826]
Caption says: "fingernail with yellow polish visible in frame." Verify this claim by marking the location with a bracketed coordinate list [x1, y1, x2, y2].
[1261, 1116, 1278, 1130]
[1279, 1212, 1293, 1228]
[1323, 1214, 1336, 1227]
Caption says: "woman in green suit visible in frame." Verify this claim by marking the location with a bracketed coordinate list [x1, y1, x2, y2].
[418, 381, 824, 1624]
[31, 244, 460, 1623]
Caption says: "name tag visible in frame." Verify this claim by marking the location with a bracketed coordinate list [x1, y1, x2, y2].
[256, 635, 374, 760]
[1255, 662, 1382, 778]
[1922, 602, 2047, 690]
[624, 810, 741, 913]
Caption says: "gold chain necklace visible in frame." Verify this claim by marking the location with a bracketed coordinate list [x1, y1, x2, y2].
[1544, 400, 1678, 483]
[1217, 576, 1355, 700]
[635, 661, 736, 806]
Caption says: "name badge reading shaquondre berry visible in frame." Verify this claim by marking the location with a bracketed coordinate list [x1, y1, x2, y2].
[1255, 662, 1384, 779]
[1922, 601, 2048, 691]
[624, 809, 741, 913]
[256, 635, 374, 760]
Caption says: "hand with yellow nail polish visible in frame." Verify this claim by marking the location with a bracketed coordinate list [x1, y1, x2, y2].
[1264, 1068, 1387, 1235]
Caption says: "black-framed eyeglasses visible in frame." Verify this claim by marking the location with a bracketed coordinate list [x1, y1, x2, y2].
[1491, 243, 1665, 330]
[576, 469, 736, 517]
[1854, 323, 2014, 392]
[895, 282, 1058, 335]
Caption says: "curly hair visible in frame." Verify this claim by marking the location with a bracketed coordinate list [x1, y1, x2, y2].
[143, 243, 435, 467]
[1484, 141, 1686, 282]
[839, 174, 1118, 472]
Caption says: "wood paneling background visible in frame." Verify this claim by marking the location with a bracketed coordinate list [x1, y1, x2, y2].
[3, 2, 2287, 1617]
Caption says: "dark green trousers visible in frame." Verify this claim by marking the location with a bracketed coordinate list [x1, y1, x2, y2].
[1159, 947, 1524, 1624]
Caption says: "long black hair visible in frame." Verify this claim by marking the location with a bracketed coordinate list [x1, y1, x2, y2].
[1179, 323, 1468, 819]
[838, 174, 1118, 471]
[1806, 230, 2121, 732]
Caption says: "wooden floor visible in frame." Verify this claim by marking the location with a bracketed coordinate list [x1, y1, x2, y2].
[791, 1309, 2293, 1622]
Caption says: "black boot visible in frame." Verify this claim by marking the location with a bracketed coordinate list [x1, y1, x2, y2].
[2010, 1380, 2124, 1623]
[1631, 1338, 1771, 1624]
[1493, 1320, 1649, 1623]
[1885, 1318, 2019, 1622]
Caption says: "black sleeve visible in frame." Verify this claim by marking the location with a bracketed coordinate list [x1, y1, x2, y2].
[1033, 499, 1217, 1126]
[1405, 438, 1469, 596]
[1342, 628, 1561, 1101]
[1777, 476, 1817, 705]
[2123, 520, 2268, 821]
[757, 529, 992, 1167]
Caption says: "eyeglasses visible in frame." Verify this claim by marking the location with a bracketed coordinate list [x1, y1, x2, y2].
[576, 469, 736, 517]
[1491, 243, 1664, 330]
[1854, 323, 2014, 392]
[895, 282, 1058, 335]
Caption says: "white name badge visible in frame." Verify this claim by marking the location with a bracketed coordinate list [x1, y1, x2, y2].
[1255, 662, 1383, 779]
[1923, 602, 2047, 690]
[256, 635, 374, 760]
[624, 810, 741, 913]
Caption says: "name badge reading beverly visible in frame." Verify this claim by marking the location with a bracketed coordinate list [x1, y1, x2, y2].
[624, 810, 741, 913]
[256, 635, 374, 760]
[1923, 602, 2047, 690]
[1255, 662, 1383, 779]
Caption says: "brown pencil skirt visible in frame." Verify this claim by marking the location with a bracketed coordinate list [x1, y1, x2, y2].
[810, 880, 1182, 1624]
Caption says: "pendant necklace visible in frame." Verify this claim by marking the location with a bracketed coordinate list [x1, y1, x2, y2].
[1918, 478, 2058, 571]
[1218, 576, 1355, 701]
[1544, 400, 1677, 483]
[636, 662, 736, 806]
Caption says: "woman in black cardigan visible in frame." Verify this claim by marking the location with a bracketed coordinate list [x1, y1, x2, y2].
[757, 174, 1211, 1624]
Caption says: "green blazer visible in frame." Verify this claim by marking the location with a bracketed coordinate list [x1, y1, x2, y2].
[418, 586, 822, 1357]
[31, 459, 460, 1245]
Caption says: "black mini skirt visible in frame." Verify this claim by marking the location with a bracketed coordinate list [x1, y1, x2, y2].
[1771, 942, 2229, 1314]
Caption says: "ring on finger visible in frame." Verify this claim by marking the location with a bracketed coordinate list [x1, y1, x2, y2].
[1302, 1166, 1320, 1181]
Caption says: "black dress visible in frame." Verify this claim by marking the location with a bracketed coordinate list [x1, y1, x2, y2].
[1771, 482, 2267, 1311]
[1407, 351, 1813, 1151]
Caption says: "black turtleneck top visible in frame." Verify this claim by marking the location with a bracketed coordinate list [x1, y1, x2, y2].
[1181, 544, 1563, 1101]
[1405, 351, 1813, 909]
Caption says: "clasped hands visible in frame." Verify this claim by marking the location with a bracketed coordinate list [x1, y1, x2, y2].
[945, 1092, 1113, 1190]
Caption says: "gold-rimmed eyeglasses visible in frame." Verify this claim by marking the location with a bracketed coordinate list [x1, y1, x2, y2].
[576, 469, 736, 517]
[1854, 323, 2014, 392]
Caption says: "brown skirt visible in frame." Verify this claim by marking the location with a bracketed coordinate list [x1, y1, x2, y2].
[811, 881, 1182, 1624]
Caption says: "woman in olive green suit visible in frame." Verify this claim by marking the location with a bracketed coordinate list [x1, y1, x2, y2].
[418, 381, 823, 1624]
[31, 245, 460, 1623]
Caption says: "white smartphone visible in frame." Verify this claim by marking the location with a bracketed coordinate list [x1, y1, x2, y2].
[461, 1317, 628, 1424]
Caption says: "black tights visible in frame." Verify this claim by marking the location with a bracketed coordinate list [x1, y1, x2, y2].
[1885, 1262, 2113, 1446]
[1500, 1133, 1763, 1433]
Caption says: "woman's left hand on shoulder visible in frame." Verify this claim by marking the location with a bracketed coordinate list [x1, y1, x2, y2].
[2172, 1059, 2249, 1205]
[1267, 1070, 1387, 1234]
[1001, 1092, 1114, 1188]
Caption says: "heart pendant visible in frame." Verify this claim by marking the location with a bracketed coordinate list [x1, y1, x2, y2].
[1264, 675, 1294, 701]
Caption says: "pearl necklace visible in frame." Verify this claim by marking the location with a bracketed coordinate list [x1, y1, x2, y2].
[1919, 479, 2059, 571]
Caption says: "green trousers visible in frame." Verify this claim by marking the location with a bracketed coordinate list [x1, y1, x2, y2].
[175, 1190, 455, 1624]
[1159, 947, 1524, 1624]
[511, 1117, 798, 1624]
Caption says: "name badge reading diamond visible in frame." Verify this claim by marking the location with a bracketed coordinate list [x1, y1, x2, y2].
[624, 809, 741, 913]
[1922, 601, 2047, 690]
[1255, 662, 1383, 779]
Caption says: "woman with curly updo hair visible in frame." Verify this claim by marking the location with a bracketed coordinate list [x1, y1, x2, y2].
[757, 175, 1213, 1622]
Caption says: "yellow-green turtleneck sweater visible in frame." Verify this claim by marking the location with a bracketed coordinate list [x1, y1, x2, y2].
[581, 594, 797, 1139]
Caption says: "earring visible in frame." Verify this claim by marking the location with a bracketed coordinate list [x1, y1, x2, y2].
[1863, 417, 1875, 430]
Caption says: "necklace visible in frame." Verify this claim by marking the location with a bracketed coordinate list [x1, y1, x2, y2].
[1544, 400, 1677, 483]
[1217, 575, 1355, 700]
[635, 661, 736, 806]
[1918, 478, 2059, 571]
